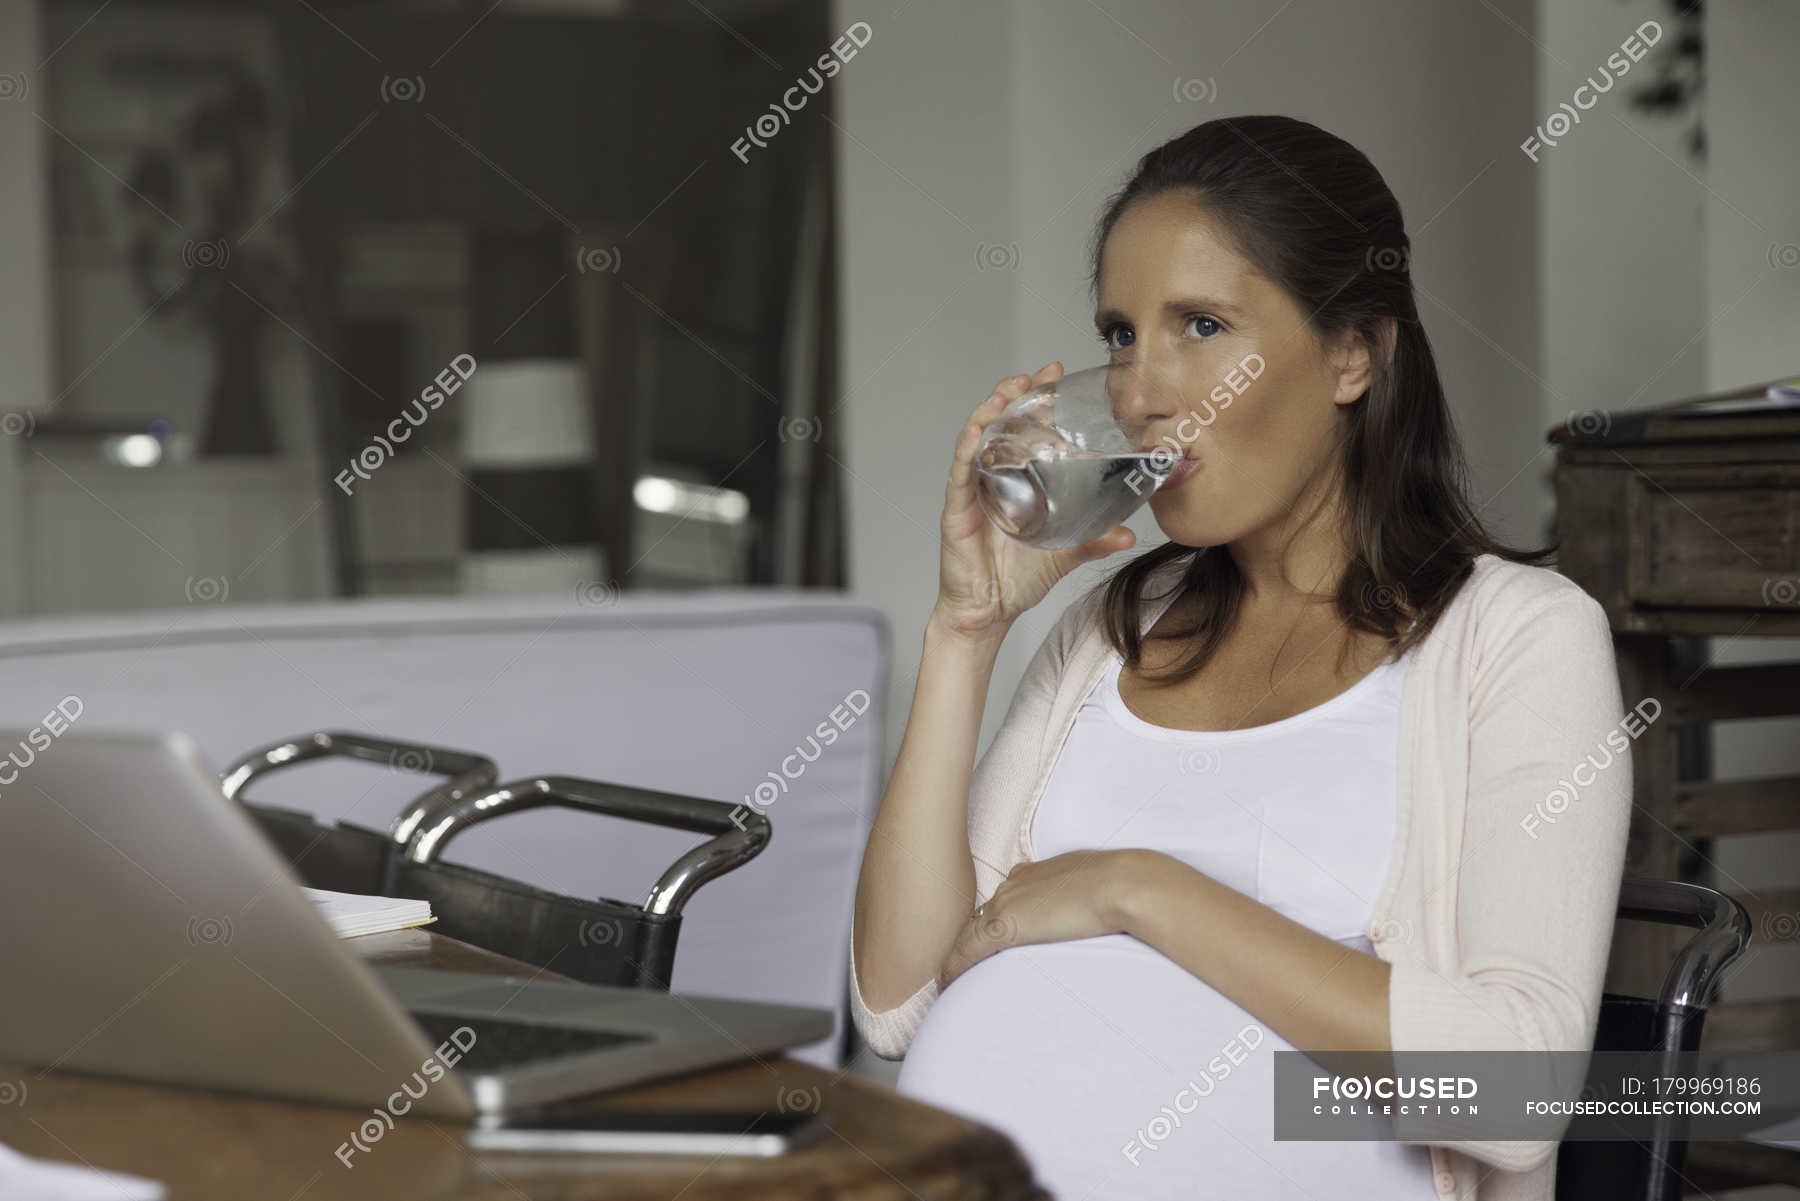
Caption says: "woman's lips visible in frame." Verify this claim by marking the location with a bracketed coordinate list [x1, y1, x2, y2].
[1159, 454, 1200, 489]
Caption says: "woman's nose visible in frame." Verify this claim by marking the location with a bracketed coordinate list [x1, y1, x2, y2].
[1108, 362, 1184, 429]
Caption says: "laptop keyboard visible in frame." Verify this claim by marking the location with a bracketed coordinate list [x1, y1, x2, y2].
[410, 1011, 652, 1073]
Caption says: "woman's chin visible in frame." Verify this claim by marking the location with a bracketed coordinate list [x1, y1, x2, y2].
[1149, 503, 1234, 548]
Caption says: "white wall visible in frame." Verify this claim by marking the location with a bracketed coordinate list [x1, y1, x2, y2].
[0, 0, 51, 618]
[1537, 0, 1705, 453]
[1704, 2, 1800, 388]
[831, 0, 1021, 729]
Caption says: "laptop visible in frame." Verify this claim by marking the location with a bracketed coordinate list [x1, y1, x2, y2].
[0, 729, 834, 1118]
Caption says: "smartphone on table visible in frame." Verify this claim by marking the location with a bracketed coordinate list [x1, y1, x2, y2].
[465, 1106, 827, 1157]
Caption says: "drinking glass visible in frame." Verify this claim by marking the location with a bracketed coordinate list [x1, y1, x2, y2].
[973, 363, 1177, 549]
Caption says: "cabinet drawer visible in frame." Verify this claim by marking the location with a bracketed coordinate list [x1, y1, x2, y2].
[1625, 468, 1800, 608]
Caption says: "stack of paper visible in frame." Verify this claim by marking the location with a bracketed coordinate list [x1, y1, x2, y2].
[301, 886, 435, 938]
[1670, 376, 1800, 418]
[0, 1142, 165, 1200]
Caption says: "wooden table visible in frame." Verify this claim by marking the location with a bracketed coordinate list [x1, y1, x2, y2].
[0, 929, 1046, 1200]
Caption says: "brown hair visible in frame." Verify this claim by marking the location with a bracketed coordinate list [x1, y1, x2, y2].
[1087, 115, 1555, 680]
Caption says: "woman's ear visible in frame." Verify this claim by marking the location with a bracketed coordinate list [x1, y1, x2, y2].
[1330, 318, 1392, 406]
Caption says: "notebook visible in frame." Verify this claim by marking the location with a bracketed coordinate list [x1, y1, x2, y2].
[1666, 377, 1800, 418]
[301, 886, 435, 938]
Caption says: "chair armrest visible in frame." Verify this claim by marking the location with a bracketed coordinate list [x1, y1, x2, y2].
[1617, 878, 1753, 1008]
[401, 775, 770, 917]
[219, 729, 500, 852]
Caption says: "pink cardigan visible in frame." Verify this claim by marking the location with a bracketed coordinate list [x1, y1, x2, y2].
[849, 552, 1632, 1201]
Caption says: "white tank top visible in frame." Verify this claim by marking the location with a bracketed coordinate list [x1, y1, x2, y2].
[896, 589, 1438, 1200]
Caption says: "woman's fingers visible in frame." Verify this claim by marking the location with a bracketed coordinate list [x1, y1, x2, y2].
[945, 366, 1061, 510]
[938, 888, 1025, 990]
[937, 912, 987, 991]
[945, 403, 998, 502]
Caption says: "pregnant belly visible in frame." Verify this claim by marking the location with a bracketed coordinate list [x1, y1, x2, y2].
[895, 934, 1439, 1201]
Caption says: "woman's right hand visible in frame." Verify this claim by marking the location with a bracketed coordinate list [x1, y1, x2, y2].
[936, 362, 1137, 642]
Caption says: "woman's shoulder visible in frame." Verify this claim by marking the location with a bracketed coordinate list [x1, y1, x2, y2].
[1440, 553, 1612, 665]
[1003, 574, 1122, 694]
[1459, 553, 1605, 622]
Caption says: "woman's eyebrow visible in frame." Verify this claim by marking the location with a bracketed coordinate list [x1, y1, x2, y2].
[1093, 297, 1244, 327]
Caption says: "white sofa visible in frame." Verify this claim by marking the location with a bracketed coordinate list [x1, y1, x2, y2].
[0, 587, 888, 1068]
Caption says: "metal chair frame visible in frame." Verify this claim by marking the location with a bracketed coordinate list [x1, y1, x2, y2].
[219, 729, 771, 990]
[1555, 878, 1753, 1201]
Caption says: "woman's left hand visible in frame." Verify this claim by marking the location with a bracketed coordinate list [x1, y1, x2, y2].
[936, 849, 1147, 990]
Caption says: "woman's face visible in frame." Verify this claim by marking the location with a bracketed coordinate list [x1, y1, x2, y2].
[1094, 190, 1371, 550]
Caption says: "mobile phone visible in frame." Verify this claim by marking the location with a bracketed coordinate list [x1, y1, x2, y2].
[465, 1107, 827, 1157]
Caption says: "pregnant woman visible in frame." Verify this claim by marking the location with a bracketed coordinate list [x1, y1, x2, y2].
[848, 115, 1632, 1201]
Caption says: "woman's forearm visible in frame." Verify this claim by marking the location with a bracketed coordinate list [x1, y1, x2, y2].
[1115, 849, 1394, 1054]
[853, 608, 1010, 1011]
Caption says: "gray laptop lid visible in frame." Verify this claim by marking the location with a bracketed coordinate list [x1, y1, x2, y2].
[0, 728, 478, 1117]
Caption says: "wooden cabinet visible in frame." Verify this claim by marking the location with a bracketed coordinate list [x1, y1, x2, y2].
[1551, 390, 1800, 1191]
